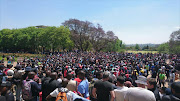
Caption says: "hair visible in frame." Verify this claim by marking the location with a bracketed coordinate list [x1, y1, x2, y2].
[147, 78, 157, 87]
[171, 82, 180, 93]
[96, 71, 103, 78]
[108, 76, 113, 83]
[78, 70, 85, 76]
[103, 72, 110, 79]
[28, 72, 35, 79]
[66, 73, 72, 80]
[161, 87, 167, 92]
[50, 72, 57, 79]
[117, 76, 125, 84]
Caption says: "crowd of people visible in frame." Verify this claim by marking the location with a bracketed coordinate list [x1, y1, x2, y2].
[0, 52, 179, 101]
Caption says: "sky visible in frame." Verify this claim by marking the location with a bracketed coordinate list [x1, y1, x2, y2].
[0, 0, 180, 44]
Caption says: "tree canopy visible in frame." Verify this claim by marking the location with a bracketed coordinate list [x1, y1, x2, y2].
[0, 26, 73, 53]
[0, 19, 124, 53]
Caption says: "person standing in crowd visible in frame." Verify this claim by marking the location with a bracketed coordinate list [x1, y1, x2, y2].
[162, 82, 180, 101]
[159, 70, 165, 87]
[77, 70, 89, 99]
[41, 70, 51, 101]
[124, 76, 156, 101]
[13, 65, 24, 101]
[42, 72, 61, 101]
[89, 71, 103, 101]
[114, 76, 128, 101]
[46, 78, 90, 101]
[22, 72, 41, 101]
[0, 81, 14, 101]
[92, 72, 115, 101]
[66, 73, 77, 92]
[147, 78, 161, 101]
[125, 74, 133, 83]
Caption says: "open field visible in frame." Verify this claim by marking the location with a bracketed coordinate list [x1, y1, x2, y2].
[0, 53, 45, 57]
[126, 50, 158, 54]
[0, 53, 45, 61]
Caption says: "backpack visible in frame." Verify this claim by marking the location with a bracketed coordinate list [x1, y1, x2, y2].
[22, 80, 34, 100]
[56, 88, 69, 101]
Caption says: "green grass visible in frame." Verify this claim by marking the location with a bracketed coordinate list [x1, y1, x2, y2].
[0, 53, 45, 62]
[0, 56, 17, 61]
[126, 50, 158, 54]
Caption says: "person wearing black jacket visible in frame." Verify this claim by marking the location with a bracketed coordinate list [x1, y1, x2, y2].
[162, 82, 180, 101]
[147, 78, 160, 101]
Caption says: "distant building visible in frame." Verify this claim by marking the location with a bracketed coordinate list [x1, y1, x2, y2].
[35, 25, 48, 28]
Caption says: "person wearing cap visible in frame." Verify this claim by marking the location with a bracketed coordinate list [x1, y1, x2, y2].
[114, 76, 128, 101]
[22, 66, 32, 80]
[124, 76, 156, 101]
[162, 82, 180, 101]
[2, 70, 14, 82]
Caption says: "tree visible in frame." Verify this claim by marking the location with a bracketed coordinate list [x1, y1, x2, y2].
[62, 19, 120, 52]
[62, 19, 93, 51]
[157, 42, 169, 53]
[169, 29, 180, 54]
[135, 44, 140, 50]
[0, 26, 73, 53]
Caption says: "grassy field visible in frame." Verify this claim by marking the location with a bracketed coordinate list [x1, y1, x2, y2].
[126, 50, 158, 54]
[0, 53, 45, 61]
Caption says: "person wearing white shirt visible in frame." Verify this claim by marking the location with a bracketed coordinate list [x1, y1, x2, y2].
[124, 76, 156, 101]
[114, 76, 128, 101]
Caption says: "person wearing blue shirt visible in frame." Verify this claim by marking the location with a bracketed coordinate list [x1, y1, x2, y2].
[77, 70, 89, 99]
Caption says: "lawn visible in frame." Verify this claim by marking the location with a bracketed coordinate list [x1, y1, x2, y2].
[0, 53, 45, 61]
[126, 50, 158, 54]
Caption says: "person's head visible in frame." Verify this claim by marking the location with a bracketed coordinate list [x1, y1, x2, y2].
[7, 63, 13, 68]
[7, 70, 14, 76]
[50, 72, 58, 80]
[125, 74, 129, 78]
[46, 70, 51, 77]
[147, 78, 157, 89]
[62, 78, 69, 88]
[96, 71, 103, 80]
[15, 65, 22, 70]
[28, 72, 35, 79]
[102, 71, 110, 81]
[135, 76, 147, 88]
[0, 81, 12, 95]
[171, 82, 180, 95]
[108, 76, 114, 83]
[0, 65, 5, 70]
[78, 70, 85, 80]
[67, 73, 72, 80]
[160, 87, 167, 94]
[25, 66, 32, 72]
[124, 81, 132, 88]
[117, 76, 125, 86]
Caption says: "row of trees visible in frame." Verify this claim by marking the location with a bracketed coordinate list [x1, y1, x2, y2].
[0, 19, 125, 53]
[157, 29, 180, 54]
[63, 19, 124, 52]
[0, 26, 73, 53]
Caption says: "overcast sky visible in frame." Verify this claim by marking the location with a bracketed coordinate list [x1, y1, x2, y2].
[0, 0, 180, 44]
